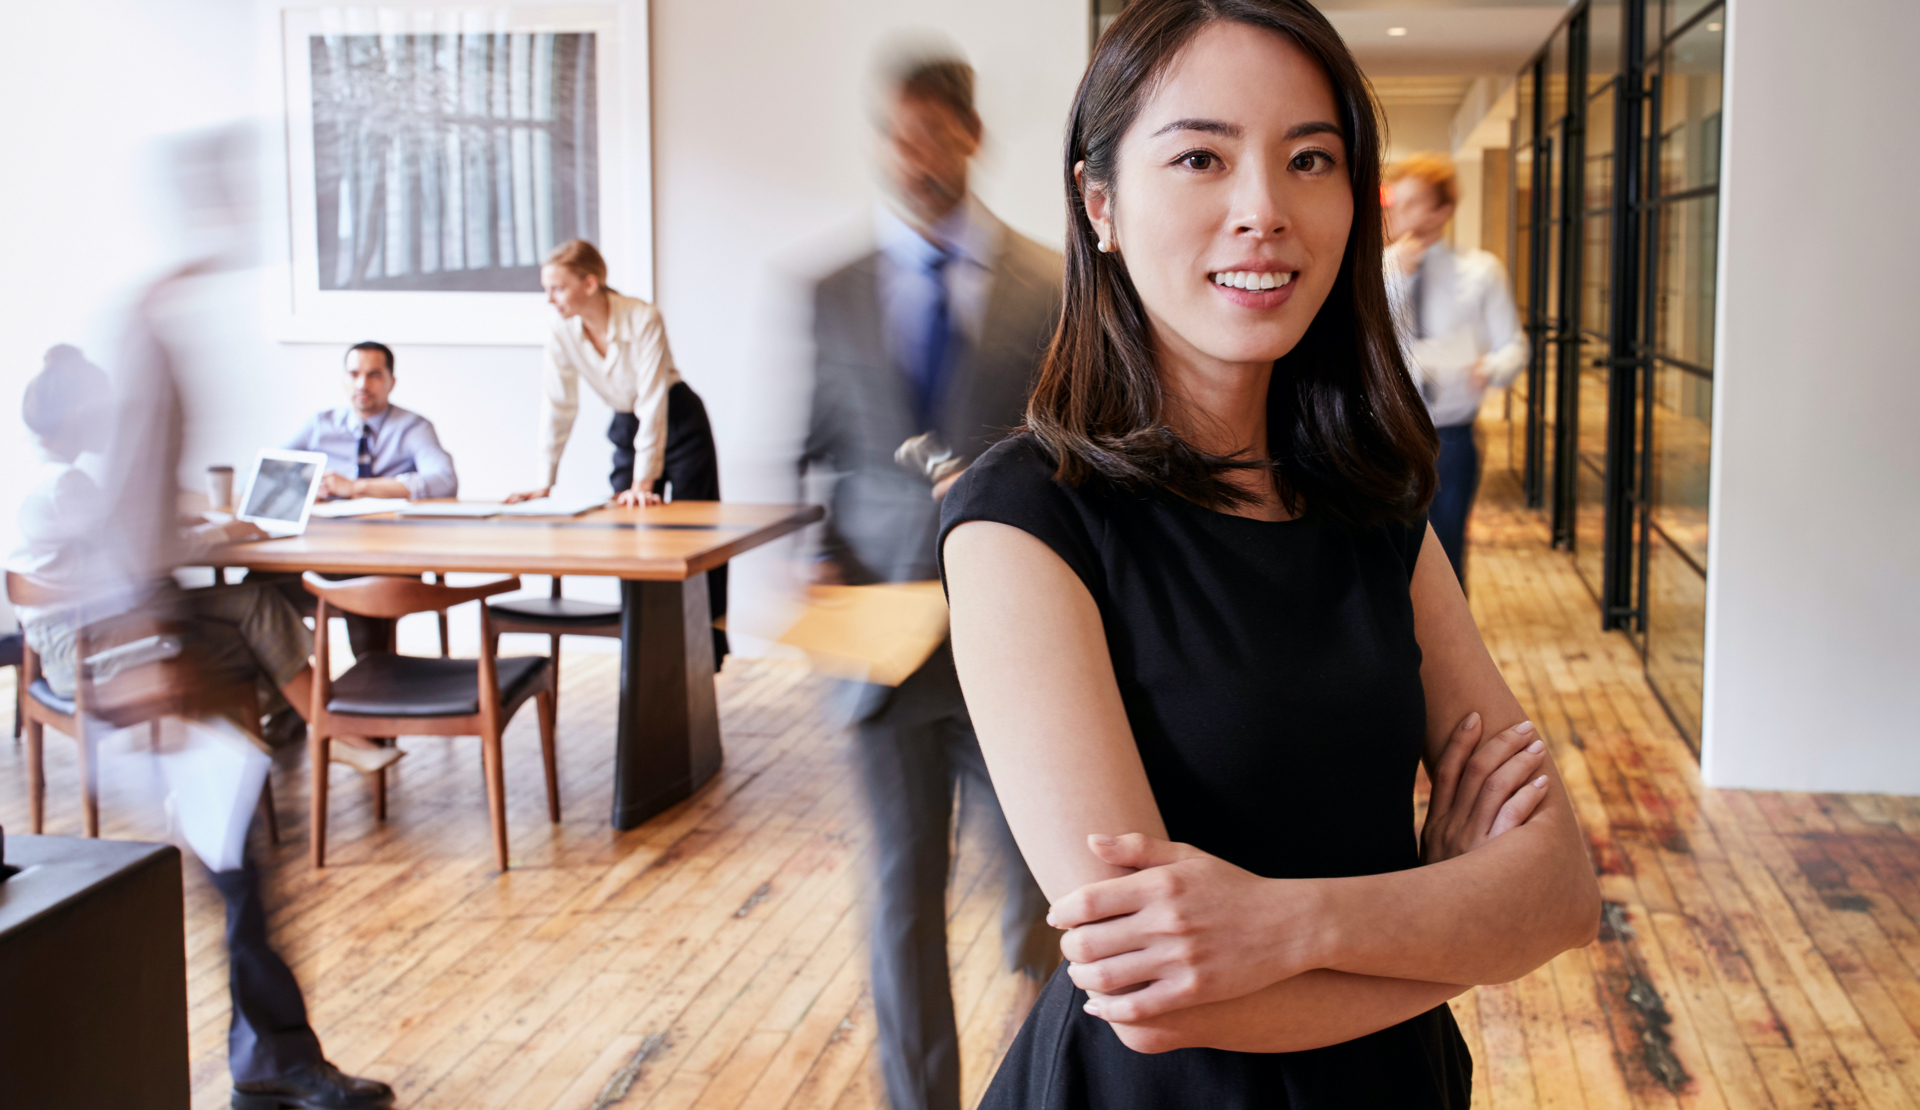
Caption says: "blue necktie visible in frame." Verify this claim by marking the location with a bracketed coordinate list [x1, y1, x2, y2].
[356, 425, 374, 479]
[910, 248, 954, 432]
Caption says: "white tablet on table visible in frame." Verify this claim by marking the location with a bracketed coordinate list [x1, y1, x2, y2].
[236, 449, 329, 537]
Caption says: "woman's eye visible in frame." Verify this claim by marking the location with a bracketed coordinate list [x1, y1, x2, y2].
[1291, 150, 1334, 173]
[1176, 151, 1217, 171]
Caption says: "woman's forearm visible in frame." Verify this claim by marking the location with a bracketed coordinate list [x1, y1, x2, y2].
[1314, 799, 1599, 986]
[1103, 969, 1465, 1055]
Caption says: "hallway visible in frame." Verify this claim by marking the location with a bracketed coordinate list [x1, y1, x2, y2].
[2, 460, 1917, 1109]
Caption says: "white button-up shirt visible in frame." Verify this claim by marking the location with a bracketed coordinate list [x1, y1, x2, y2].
[539, 292, 681, 489]
[1385, 241, 1529, 429]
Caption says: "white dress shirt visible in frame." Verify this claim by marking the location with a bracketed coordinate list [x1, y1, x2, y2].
[874, 194, 1001, 381]
[1385, 241, 1529, 429]
[539, 292, 681, 489]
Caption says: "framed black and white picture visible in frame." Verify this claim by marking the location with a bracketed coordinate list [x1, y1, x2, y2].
[272, 4, 646, 343]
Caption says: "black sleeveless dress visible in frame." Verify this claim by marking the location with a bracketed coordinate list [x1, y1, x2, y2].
[937, 435, 1471, 1109]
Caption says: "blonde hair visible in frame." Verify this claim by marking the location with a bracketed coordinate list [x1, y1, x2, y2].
[544, 239, 617, 294]
[1387, 152, 1457, 209]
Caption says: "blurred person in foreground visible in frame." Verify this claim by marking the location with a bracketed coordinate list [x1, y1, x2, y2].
[20, 125, 396, 1110]
[1384, 152, 1527, 588]
[9, 344, 393, 1109]
[800, 45, 1064, 1110]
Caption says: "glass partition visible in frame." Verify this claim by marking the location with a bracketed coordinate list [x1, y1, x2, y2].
[1500, 0, 1723, 749]
[1640, 4, 1722, 748]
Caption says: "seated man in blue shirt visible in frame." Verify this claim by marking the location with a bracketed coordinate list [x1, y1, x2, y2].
[268, 342, 456, 685]
[284, 341, 458, 501]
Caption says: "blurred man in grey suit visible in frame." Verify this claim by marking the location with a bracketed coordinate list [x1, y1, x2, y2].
[802, 50, 1062, 1110]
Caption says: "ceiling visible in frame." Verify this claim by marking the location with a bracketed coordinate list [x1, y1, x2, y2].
[1321, 3, 1571, 77]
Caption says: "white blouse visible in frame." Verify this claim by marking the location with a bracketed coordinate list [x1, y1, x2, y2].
[538, 292, 681, 489]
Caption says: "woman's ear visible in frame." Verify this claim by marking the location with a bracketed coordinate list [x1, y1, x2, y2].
[1076, 161, 1116, 250]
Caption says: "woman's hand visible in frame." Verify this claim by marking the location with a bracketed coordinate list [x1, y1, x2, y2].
[1050, 834, 1327, 1024]
[504, 486, 552, 504]
[613, 487, 664, 507]
[1419, 712, 1550, 865]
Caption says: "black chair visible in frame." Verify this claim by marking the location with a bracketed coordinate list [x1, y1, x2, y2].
[487, 576, 620, 719]
[304, 573, 556, 872]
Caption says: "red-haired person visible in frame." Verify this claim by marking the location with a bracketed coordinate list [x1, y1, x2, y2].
[1385, 152, 1527, 588]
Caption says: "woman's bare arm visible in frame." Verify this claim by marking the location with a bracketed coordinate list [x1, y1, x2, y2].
[944, 520, 1166, 903]
[1306, 526, 1600, 985]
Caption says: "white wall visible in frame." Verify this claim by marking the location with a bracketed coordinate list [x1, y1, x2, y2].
[1701, 0, 1920, 794]
[0, 0, 1087, 649]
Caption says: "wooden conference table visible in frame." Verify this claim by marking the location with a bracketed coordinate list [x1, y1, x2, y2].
[209, 501, 822, 830]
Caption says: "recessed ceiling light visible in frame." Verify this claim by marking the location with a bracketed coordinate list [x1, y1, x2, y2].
[1387, 26, 1409, 37]
[1706, 21, 1723, 31]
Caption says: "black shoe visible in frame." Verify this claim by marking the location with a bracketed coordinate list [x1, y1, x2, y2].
[232, 1061, 395, 1109]
[261, 707, 306, 748]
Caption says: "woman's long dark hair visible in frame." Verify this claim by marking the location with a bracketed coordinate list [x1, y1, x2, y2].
[1027, 0, 1436, 527]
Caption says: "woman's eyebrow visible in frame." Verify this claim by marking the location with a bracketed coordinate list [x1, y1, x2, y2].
[1285, 120, 1342, 140]
[1148, 118, 1342, 141]
[1151, 118, 1242, 139]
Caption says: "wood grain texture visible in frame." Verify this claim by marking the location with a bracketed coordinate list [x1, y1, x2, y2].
[2, 440, 1916, 1108]
[208, 501, 822, 580]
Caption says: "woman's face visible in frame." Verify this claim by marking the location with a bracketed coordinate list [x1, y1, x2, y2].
[1086, 21, 1353, 372]
[542, 263, 602, 319]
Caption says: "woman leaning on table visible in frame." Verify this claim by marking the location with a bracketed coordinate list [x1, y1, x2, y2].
[937, 1, 1600, 1106]
[508, 238, 727, 659]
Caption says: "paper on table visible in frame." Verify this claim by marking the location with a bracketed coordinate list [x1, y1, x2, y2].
[497, 496, 608, 518]
[310, 497, 411, 518]
[395, 501, 506, 518]
[775, 581, 949, 687]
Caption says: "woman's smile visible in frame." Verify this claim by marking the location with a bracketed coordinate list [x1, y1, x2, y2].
[1207, 265, 1298, 309]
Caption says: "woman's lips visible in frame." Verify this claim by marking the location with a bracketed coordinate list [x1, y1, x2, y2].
[1207, 269, 1298, 310]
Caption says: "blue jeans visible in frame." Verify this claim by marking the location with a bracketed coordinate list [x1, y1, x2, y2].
[1431, 423, 1480, 588]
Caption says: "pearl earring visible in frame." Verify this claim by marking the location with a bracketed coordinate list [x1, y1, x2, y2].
[1097, 239, 1112, 253]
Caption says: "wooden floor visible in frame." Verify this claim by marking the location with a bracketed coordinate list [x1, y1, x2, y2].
[4, 470, 1920, 1108]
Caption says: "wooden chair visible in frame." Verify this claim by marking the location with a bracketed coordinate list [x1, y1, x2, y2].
[5, 570, 277, 841]
[486, 576, 620, 714]
[2, 630, 21, 740]
[304, 573, 557, 872]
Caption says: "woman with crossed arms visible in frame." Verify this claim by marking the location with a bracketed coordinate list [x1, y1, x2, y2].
[937, 1, 1600, 1105]
[509, 238, 727, 661]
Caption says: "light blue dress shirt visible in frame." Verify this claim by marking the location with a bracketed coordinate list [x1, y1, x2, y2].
[874, 194, 1001, 394]
[283, 403, 458, 499]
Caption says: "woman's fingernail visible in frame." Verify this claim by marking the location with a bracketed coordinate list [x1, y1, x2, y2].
[1533, 775, 1548, 788]
[1527, 739, 1544, 754]
[1463, 712, 1480, 731]
[1083, 1000, 1102, 1017]
[1515, 720, 1535, 735]
[1091, 835, 1116, 847]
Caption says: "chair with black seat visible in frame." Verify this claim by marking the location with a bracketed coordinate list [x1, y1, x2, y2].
[5, 570, 276, 840]
[303, 572, 557, 872]
[486, 576, 621, 713]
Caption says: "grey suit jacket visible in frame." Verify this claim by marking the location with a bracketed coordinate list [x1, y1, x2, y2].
[805, 212, 1063, 585]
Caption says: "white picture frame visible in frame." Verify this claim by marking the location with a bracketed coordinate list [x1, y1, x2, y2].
[266, 3, 647, 345]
